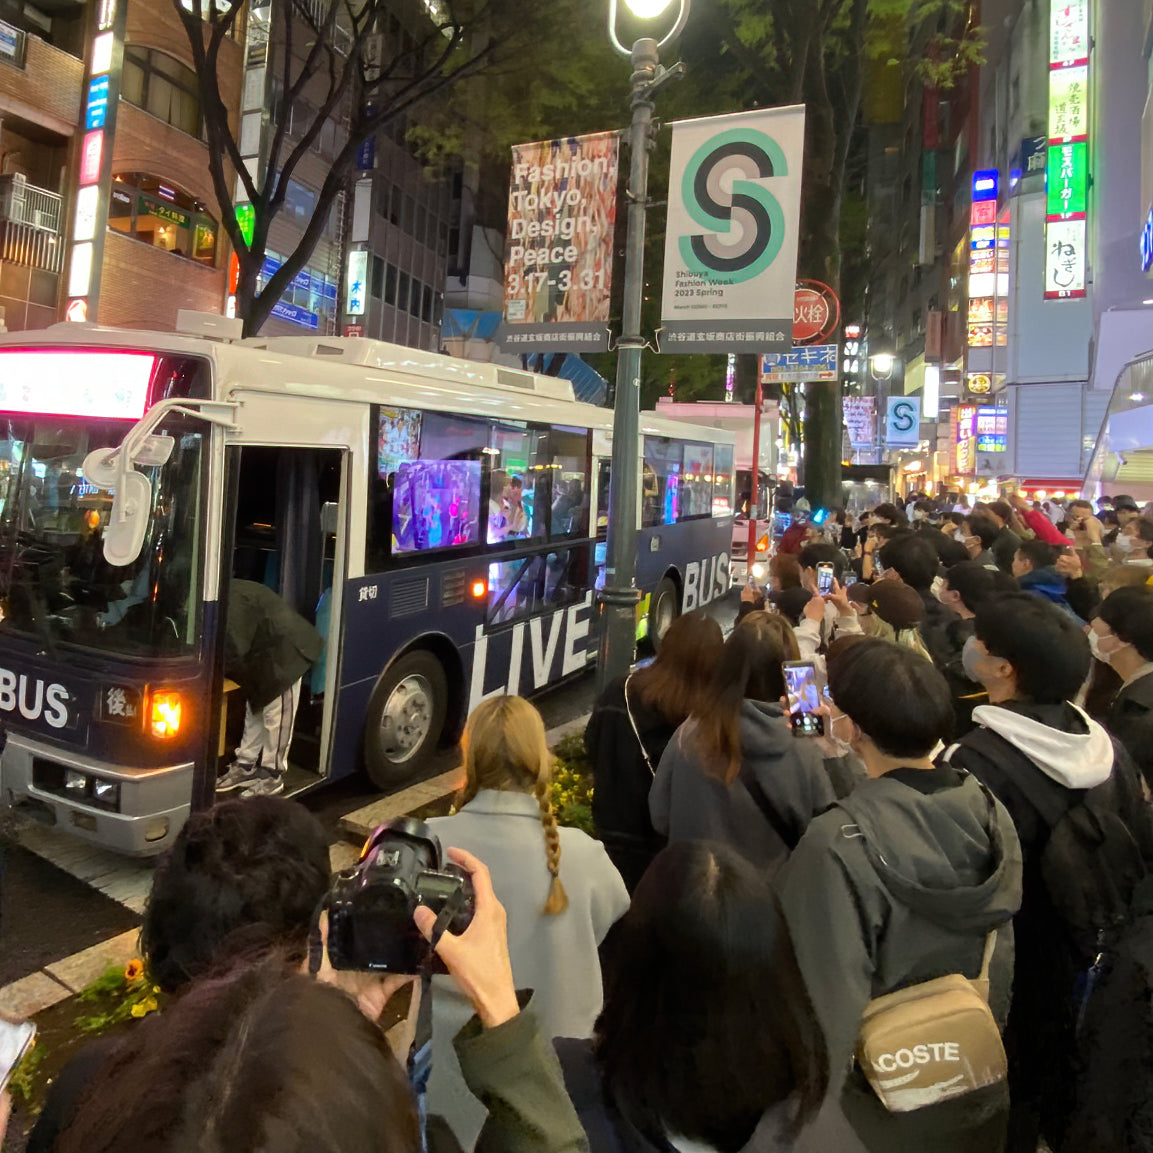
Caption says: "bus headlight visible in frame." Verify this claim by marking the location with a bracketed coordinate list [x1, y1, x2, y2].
[91, 778, 121, 809]
[149, 690, 183, 739]
[65, 769, 87, 793]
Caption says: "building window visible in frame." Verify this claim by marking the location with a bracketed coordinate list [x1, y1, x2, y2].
[370, 254, 384, 298]
[108, 172, 217, 267]
[122, 46, 202, 137]
[384, 262, 398, 306]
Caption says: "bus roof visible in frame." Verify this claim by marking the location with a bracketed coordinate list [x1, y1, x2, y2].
[0, 322, 734, 446]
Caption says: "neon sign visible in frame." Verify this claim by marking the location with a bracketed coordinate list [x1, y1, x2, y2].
[1044, 0, 1090, 300]
[0, 352, 154, 419]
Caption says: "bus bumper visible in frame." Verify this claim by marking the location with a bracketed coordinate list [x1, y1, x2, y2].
[0, 733, 192, 857]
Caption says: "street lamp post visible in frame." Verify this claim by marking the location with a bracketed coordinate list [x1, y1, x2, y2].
[597, 0, 688, 695]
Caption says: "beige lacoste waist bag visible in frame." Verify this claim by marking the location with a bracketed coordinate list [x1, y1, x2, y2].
[856, 932, 1007, 1113]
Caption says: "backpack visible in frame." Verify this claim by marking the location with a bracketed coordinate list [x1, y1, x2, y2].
[954, 727, 1152, 944]
[956, 729, 1153, 1151]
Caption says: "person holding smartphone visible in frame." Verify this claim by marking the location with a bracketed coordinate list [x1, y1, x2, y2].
[649, 613, 836, 872]
[795, 545, 864, 659]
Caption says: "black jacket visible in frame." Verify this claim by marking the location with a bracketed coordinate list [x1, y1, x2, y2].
[1106, 670, 1153, 794]
[585, 675, 675, 891]
[992, 526, 1022, 574]
[943, 702, 1131, 1150]
[224, 580, 323, 709]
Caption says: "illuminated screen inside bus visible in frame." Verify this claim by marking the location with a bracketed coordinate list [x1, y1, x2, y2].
[0, 351, 155, 420]
[392, 459, 482, 552]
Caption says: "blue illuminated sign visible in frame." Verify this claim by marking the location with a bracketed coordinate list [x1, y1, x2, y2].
[972, 169, 999, 202]
[270, 300, 319, 329]
[86, 76, 109, 130]
[1141, 208, 1153, 273]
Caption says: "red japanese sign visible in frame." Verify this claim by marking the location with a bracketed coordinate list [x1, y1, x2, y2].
[792, 280, 841, 345]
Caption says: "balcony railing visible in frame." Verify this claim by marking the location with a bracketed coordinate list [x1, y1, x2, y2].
[0, 178, 64, 273]
[0, 177, 62, 233]
[0, 219, 63, 273]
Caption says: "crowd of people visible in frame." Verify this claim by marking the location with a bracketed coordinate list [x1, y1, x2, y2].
[5, 487, 1153, 1153]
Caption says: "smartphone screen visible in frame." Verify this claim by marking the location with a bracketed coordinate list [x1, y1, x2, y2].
[783, 661, 825, 737]
[0, 1018, 35, 1092]
[816, 562, 835, 596]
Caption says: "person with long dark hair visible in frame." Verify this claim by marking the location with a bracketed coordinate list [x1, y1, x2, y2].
[585, 611, 724, 889]
[555, 840, 845, 1153]
[648, 612, 835, 870]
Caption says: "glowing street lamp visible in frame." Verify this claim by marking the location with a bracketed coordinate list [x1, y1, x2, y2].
[596, 0, 689, 692]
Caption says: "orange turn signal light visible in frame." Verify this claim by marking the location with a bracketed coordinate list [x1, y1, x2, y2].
[756, 534, 770, 553]
[470, 578, 487, 599]
[149, 690, 183, 739]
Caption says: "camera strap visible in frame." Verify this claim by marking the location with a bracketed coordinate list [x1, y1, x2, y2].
[423, 886, 468, 969]
[307, 893, 332, 976]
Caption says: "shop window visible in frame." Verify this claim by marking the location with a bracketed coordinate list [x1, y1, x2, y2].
[122, 47, 202, 137]
[108, 172, 217, 268]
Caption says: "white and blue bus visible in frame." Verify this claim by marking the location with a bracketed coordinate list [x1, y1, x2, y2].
[0, 317, 735, 854]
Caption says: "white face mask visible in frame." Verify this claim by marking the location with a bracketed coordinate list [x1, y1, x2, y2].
[1116, 534, 1136, 553]
[826, 711, 855, 758]
[954, 529, 967, 544]
[1088, 628, 1128, 665]
[930, 575, 946, 600]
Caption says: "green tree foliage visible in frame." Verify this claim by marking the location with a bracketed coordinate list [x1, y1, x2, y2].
[175, 0, 593, 336]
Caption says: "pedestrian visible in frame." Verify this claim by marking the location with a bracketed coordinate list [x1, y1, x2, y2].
[932, 560, 997, 734]
[28, 798, 333, 1152]
[54, 849, 590, 1153]
[1009, 494, 1073, 548]
[215, 580, 323, 798]
[861, 581, 932, 661]
[981, 501, 1024, 574]
[1111, 516, 1153, 567]
[1011, 540, 1079, 617]
[585, 611, 724, 891]
[959, 514, 1001, 569]
[795, 543, 864, 655]
[1089, 585, 1153, 792]
[425, 695, 628, 1150]
[556, 840, 851, 1153]
[876, 532, 959, 670]
[941, 594, 1142, 1152]
[777, 639, 1021, 1153]
[649, 612, 836, 872]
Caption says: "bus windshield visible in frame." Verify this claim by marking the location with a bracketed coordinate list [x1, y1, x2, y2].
[0, 417, 206, 657]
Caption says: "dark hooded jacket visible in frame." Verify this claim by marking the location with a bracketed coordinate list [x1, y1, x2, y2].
[1017, 566, 1078, 618]
[224, 579, 323, 710]
[777, 766, 1023, 1153]
[943, 702, 1125, 1151]
[649, 701, 836, 872]
[1106, 669, 1153, 794]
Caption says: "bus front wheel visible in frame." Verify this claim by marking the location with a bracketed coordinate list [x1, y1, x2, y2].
[648, 577, 680, 651]
[364, 651, 448, 790]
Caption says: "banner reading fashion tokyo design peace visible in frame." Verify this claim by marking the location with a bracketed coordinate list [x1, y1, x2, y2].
[498, 132, 620, 353]
[660, 105, 805, 355]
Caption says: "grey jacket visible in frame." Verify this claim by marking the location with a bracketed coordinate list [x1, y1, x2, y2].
[427, 791, 629, 1149]
[777, 768, 1023, 1150]
[649, 701, 836, 870]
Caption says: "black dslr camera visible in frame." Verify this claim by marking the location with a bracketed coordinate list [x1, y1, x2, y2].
[327, 818, 475, 974]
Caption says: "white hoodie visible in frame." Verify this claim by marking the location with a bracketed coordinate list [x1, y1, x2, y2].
[967, 702, 1114, 790]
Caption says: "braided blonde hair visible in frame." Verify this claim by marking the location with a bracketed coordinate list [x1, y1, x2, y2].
[459, 695, 569, 915]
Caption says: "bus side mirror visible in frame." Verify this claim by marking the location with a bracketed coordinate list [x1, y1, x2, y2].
[82, 445, 160, 567]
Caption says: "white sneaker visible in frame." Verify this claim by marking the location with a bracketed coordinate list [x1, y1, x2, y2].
[216, 761, 260, 792]
[240, 770, 285, 798]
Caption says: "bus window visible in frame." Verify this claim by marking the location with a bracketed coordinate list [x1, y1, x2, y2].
[642, 437, 682, 527]
[487, 423, 545, 544]
[487, 546, 588, 625]
[367, 407, 487, 567]
[596, 458, 610, 532]
[546, 426, 590, 539]
[713, 444, 734, 515]
[678, 442, 714, 520]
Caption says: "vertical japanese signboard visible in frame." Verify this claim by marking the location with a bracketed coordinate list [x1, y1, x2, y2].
[66, 0, 126, 322]
[1044, 0, 1090, 300]
[843, 396, 877, 449]
[660, 105, 805, 354]
[498, 132, 620, 353]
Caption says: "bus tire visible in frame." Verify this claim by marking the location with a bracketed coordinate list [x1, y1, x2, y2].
[364, 650, 448, 791]
[648, 576, 680, 651]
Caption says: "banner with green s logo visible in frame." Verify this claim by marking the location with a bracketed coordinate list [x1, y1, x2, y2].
[660, 106, 804, 355]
